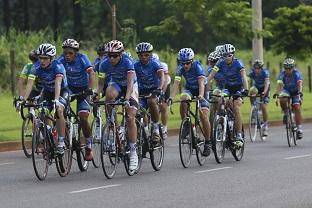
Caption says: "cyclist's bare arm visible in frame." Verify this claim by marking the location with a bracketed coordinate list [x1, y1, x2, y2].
[162, 74, 170, 91]
[157, 70, 165, 90]
[170, 78, 180, 99]
[240, 69, 249, 90]
[87, 67, 96, 89]
[17, 77, 27, 97]
[207, 70, 216, 91]
[125, 71, 134, 100]
[96, 73, 105, 95]
[24, 79, 34, 100]
[263, 78, 270, 95]
[54, 76, 62, 100]
[198, 77, 205, 98]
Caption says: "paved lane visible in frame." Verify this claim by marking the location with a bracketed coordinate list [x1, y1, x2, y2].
[1, 124, 312, 208]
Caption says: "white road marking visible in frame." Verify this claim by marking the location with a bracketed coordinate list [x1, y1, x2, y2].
[0, 162, 14, 166]
[69, 184, 121, 194]
[194, 166, 233, 174]
[284, 154, 312, 160]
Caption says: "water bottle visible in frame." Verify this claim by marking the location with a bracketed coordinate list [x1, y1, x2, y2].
[52, 127, 58, 145]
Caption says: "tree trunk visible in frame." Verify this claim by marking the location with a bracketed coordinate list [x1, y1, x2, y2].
[53, 0, 59, 41]
[3, 0, 11, 34]
[22, 0, 29, 31]
[72, 0, 83, 40]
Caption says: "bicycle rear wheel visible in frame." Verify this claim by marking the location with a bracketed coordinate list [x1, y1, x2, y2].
[22, 114, 33, 158]
[195, 122, 206, 166]
[179, 118, 192, 168]
[101, 123, 118, 179]
[248, 107, 258, 142]
[91, 119, 101, 168]
[212, 116, 226, 163]
[32, 123, 49, 181]
[135, 120, 144, 173]
[150, 125, 164, 171]
[231, 126, 245, 161]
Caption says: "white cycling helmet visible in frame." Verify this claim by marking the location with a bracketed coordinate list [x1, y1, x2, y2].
[221, 43, 235, 55]
[136, 42, 153, 53]
[62, 38, 79, 50]
[107, 40, 124, 53]
[208, 51, 221, 62]
[178, 48, 194, 62]
[283, 58, 295, 69]
[37, 43, 56, 57]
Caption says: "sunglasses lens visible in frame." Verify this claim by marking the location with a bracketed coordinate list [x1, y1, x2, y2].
[108, 54, 119, 58]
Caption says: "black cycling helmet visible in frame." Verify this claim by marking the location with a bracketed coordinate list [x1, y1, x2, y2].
[29, 49, 38, 62]
[97, 44, 106, 55]
[253, 59, 264, 68]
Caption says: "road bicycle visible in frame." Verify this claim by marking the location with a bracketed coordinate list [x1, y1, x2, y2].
[248, 95, 267, 142]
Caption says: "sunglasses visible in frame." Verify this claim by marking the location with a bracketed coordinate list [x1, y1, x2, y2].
[64, 51, 75, 55]
[108, 53, 120, 58]
[181, 61, 192, 66]
[139, 53, 150, 57]
[38, 56, 50, 60]
[223, 53, 233, 58]
[285, 67, 293, 70]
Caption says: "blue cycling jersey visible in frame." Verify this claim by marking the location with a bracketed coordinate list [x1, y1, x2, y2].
[58, 53, 92, 88]
[99, 53, 136, 87]
[175, 60, 207, 90]
[160, 62, 168, 74]
[208, 65, 226, 89]
[277, 69, 302, 94]
[134, 58, 163, 90]
[29, 60, 68, 93]
[214, 58, 245, 87]
[93, 56, 107, 73]
[248, 68, 269, 89]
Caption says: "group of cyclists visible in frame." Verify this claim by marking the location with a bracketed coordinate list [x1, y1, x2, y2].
[15, 38, 304, 173]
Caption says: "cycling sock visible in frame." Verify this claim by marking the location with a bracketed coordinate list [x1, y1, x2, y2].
[162, 125, 167, 133]
[86, 137, 92, 148]
[129, 142, 137, 153]
[297, 125, 302, 130]
[236, 133, 242, 139]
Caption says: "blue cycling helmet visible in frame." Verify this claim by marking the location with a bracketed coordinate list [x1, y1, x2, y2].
[178, 48, 194, 62]
[136, 42, 153, 53]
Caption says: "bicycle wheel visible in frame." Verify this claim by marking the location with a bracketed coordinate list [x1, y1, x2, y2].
[91, 119, 101, 168]
[101, 123, 118, 179]
[178, 118, 192, 168]
[56, 123, 73, 177]
[32, 123, 49, 180]
[150, 125, 164, 171]
[195, 122, 206, 166]
[75, 126, 89, 172]
[21, 114, 33, 158]
[286, 110, 296, 147]
[212, 116, 226, 163]
[135, 120, 144, 173]
[231, 126, 245, 161]
[248, 106, 258, 142]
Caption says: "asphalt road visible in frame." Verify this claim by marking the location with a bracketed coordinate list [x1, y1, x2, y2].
[1, 123, 312, 208]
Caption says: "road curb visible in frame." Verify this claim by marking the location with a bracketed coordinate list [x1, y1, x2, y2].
[1, 118, 312, 153]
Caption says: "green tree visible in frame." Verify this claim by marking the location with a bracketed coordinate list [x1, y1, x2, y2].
[265, 5, 312, 60]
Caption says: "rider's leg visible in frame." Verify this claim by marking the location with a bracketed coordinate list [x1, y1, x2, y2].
[292, 95, 303, 139]
[159, 102, 168, 138]
[233, 98, 243, 136]
[147, 97, 161, 137]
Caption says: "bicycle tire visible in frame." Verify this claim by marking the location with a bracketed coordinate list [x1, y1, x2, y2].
[231, 126, 245, 161]
[178, 118, 192, 168]
[21, 114, 33, 158]
[135, 120, 144, 173]
[91, 119, 101, 168]
[248, 106, 258, 142]
[195, 122, 206, 166]
[150, 124, 164, 171]
[56, 124, 73, 177]
[32, 122, 49, 181]
[75, 126, 89, 172]
[101, 123, 118, 179]
[212, 116, 226, 163]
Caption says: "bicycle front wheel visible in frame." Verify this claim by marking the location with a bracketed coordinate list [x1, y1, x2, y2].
[212, 116, 226, 163]
[195, 122, 207, 166]
[231, 126, 245, 161]
[286, 110, 296, 147]
[179, 118, 192, 168]
[150, 125, 164, 171]
[91, 119, 101, 168]
[248, 107, 258, 142]
[32, 123, 49, 181]
[22, 114, 33, 158]
[101, 123, 118, 179]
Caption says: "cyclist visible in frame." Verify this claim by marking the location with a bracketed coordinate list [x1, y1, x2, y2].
[273, 58, 303, 139]
[97, 40, 139, 171]
[93, 43, 107, 74]
[22, 43, 69, 155]
[206, 49, 224, 126]
[248, 59, 270, 136]
[207, 44, 249, 146]
[169, 48, 211, 157]
[152, 53, 171, 140]
[58, 38, 95, 161]
[134, 42, 164, 140]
